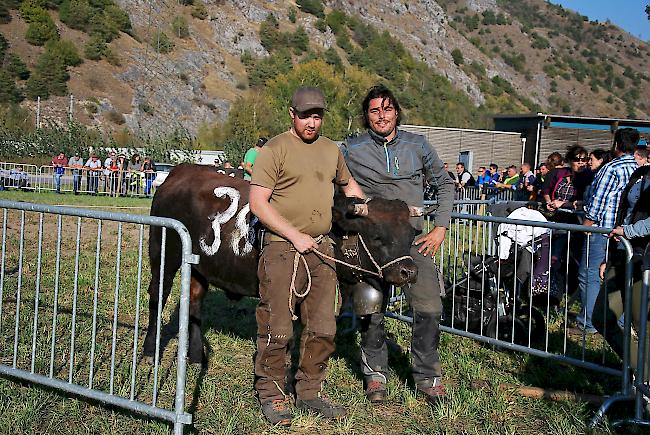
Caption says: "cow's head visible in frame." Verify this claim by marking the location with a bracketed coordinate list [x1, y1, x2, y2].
[332, 196, 418, 285]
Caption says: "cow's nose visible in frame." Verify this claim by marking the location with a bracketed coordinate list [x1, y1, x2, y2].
[400, 265, 418, 283]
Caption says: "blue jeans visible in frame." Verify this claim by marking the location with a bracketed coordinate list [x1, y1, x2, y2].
[576, 233, 608, 330]
[54, 173, 63, 192]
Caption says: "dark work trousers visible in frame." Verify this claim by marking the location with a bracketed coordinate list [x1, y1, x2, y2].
[254, 237, 341, 403]
[360, 235, 443, 385]
[593, 254, 649, 375]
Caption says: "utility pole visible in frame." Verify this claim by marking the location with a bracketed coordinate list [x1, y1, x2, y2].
[36, 96, 41, 128]
[69, 95, 74, 122]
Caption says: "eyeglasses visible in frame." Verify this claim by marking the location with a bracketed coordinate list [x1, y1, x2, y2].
[574, 157, 589, 162]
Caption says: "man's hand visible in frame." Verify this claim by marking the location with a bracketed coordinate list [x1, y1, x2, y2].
[599, 262, 607, 280]
[414, 226, 446, 257]
[288, 232, 319, 254]
[609, 226, 625, 238]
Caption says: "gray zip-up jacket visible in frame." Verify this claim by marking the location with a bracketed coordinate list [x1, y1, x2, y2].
[341, 129, 454, 230]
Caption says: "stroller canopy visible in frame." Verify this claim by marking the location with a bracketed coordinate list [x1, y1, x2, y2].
[498, 207, 549, 260]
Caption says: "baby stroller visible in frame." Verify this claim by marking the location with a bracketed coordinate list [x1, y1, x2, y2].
[449, 205, 562, 344]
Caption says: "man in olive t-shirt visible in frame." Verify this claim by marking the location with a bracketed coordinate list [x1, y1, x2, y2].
[249, 87, 365, 426]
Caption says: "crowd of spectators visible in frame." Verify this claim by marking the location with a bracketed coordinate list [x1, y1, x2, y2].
[45, 151, 158, 196]
[445, 129, 649, 341]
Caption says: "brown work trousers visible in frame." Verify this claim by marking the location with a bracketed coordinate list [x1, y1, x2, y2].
[254, 237, 340, 403]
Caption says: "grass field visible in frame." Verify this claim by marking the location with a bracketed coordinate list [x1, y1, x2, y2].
[0, 190, 639, 434]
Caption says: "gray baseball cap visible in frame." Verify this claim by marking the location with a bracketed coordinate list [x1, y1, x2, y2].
[291, 87, 326, 112]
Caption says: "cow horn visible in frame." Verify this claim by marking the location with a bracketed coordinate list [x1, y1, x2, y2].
[353, 203, 368, 216]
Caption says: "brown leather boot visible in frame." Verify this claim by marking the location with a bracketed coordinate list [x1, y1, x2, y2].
[260, 398, 292, 426]
[416, 377, 447, 406]
[365, 380, 387, 403]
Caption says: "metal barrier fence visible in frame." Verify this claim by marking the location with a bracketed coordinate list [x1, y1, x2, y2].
[457, 186, 516, 203]
[0, 200, 197, 434]
[607, 243, 650, 429]
[0, 162, 157, 198]
[383, 209, 636, 421]
[0, 162, 39, 191]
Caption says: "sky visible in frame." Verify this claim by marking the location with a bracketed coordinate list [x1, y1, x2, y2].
[549, 0, 649, 41]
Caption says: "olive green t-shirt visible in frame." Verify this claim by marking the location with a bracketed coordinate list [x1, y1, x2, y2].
[251, 130, 351, 237]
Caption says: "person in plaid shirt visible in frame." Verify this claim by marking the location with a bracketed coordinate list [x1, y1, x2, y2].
[576, 128, 640, 333]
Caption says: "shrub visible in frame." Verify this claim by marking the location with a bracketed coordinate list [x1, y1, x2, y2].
[19, 0, 48, 23]
[531, 32, 550, 49]
[482, 10, 497, 25]
[59, 0, 93, 30]
[464, 61, 485, 78]
[104, 47, 120, 66]
[105, 109, 125, 125]
[25, 10, 59, 45]
[0, 2, 11, 24]
[296, 0, 324, 18]
[0, 32, 7, 57]
[6, 54, 30, 80]
[315, 18, 327, 32]
[259, 14, 285, 52]
[451, 48, 464, 65]
[288, 7, 296, 23]
[46, 39, 82, 67]
[84, 34, 107, 60]
[191, 3, 208, 20]
[501, 52, 526, 72]
[172, 15, 190, 38]
[103, 5, 132, 36]
[463, 14, 480, 31]
[323, 47, 342, 71]
[151, 31, 174, 53]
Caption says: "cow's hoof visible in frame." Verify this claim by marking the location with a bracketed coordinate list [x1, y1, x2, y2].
[188, 350, 208, 369]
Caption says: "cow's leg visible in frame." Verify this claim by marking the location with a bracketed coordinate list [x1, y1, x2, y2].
[188, 270, 208, 365]
[143, 226, 181, 360]
[143, 272, 176, 360]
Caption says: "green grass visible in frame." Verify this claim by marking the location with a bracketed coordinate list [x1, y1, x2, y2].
[0, 192, 641, 434]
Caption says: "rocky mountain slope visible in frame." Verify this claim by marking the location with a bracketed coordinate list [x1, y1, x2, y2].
[1, 0, 648, 140]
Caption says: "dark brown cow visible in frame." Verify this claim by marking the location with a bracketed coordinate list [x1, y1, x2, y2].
[143, 164, 418, 364]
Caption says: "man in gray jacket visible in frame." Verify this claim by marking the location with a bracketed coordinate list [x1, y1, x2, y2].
[341, 85, 454, 405]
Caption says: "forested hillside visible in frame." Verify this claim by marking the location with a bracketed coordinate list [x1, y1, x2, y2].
[0, 0, 648, 161]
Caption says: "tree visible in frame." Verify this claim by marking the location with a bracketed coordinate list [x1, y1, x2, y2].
[0, 70, 22, 103]
[291, 26, 309, 54]
[220, 93, 273, 164]
[24, 74, 49, 100]
[35, 51, 69, 96]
